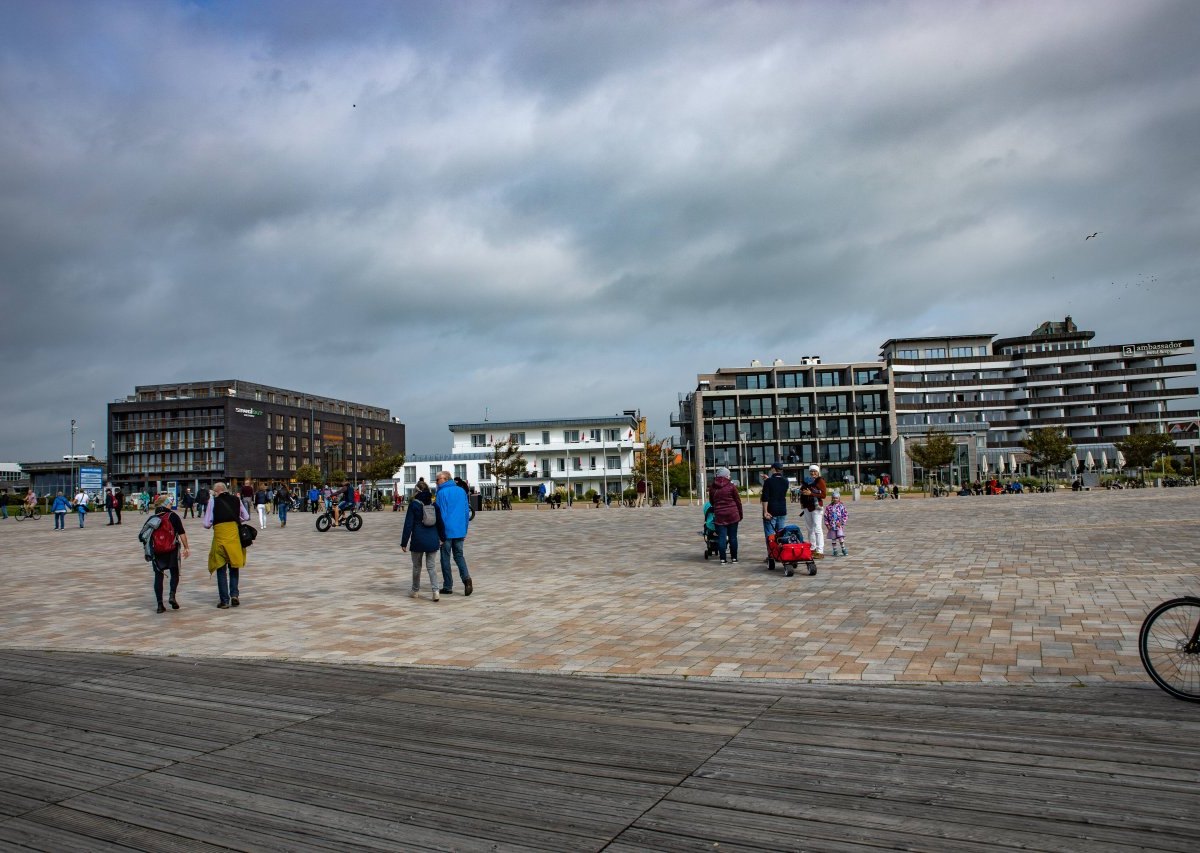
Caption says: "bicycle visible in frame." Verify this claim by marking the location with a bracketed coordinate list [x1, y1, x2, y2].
[315, 504, 362, 532]
[1138, 597, 1200, 701]
[16, 505, 39, 521]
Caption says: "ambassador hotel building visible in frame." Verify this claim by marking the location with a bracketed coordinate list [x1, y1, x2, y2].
[107, 380, 405, 495]
[674, 317, 1198, 487]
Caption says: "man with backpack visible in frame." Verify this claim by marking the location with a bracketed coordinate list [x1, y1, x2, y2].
[140, 494, 190, 613]
[401, 486, 445, 601]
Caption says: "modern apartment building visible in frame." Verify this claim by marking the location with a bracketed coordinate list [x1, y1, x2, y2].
[107, 380, 405, 496]
[676, 317, 1198, 487]
[674, 357, 891, 488]
[426, 415, 646, 499]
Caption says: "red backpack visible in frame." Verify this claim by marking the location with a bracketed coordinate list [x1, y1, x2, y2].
[151, 512, 177, 554]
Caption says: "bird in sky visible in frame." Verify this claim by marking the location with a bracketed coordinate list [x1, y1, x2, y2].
[1085, 232, 1100, 240]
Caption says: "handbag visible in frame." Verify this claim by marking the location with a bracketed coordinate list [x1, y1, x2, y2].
[238, 523, 258, 549]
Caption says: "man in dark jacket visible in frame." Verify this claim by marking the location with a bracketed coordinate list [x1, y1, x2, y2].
[760, 461, 790, 555]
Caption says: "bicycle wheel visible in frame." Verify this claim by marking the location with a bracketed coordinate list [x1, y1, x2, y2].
[345, 514, 362, 531]
[315, 514, 331, 532]
[1139, 597, 1200, 702]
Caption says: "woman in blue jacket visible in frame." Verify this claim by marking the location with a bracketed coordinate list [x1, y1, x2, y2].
[401, 487, 445, 601]
[51, 492, 71, 530]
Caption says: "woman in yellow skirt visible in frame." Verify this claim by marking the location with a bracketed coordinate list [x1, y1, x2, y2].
[202, 482, 250, 608]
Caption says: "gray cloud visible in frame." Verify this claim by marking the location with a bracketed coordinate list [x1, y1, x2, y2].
[2, 0, 1198, 461]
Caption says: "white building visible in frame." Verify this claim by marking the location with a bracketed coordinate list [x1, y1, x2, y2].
[393, 415, 645, 500]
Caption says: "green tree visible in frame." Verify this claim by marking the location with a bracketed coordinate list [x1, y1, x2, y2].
[1021, 428, 1075, 476]
[905, 429, 956, 489]
[1116, 430, 1176, 480]
[490, 438, 526, 499]
[294, 463, 322, 487]
[634, 432, 673, 501]
[668, 459, 693, 498]
[362, 444, 406, 497]
[328, 468, 347, 485]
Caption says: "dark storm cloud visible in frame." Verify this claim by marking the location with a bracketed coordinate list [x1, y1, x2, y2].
[1, 0, 1198, 460]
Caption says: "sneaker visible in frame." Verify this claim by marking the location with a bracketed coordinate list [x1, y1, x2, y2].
[720, 559, 727, 564]
[731, 557, 738, 563]
[813, 552, 824, 560]
[464, 578, 473, 596]
[230, 597, 240, 607]
[409, 590, 419, 599]
[831, 550, 839, 558]
[439, 588, 453, 595]
[431, 589, 439, 602]
[217, 601, 230, 609]
[841, 548, 848, 556]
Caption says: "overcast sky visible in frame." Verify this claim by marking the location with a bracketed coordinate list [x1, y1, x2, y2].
[3, 0, 1198, 462]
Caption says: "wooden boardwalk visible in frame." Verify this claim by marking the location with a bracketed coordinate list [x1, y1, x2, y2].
[0, 650, 1197, 851]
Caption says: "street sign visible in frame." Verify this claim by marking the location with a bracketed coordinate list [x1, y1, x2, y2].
[79, 467, 103, 491]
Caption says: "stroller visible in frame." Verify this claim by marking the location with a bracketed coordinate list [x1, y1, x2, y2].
[767, 524, 817, 577]
[701, 502, 720, 560]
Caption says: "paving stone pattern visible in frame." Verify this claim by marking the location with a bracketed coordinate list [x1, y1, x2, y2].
[2, 490, 1197, 683]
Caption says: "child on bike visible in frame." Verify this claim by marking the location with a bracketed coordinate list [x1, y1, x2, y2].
[823, 490, 848, 557]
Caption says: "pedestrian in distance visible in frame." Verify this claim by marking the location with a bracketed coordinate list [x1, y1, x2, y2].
[401, 487, 445, 601]
[823, 490, 849, 557]
[105, 488, 117, 525]
[254, 485, 270, 529]
[72, 487, 89, 528]
[203, 482, 250, 609]
[180, 487, 196, 518]
[636, 477, 647, 507]
[52, 491, 70, 529]
[708, 466, 743, 564]
[0, 489, 8, 520]
[275, 483, 291, 528]
[434, 471, 474, 596]
[308, 484, 320, 514]
[143, 494, 190, 613]
[239, 480, 254, 517]
[194, 485, 208, 519]
[760, 461, 790, 556]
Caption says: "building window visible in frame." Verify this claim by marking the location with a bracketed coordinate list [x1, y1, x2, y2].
[950, 346, 974, 357]
[573, 457, 582, 471]
[925, 348, 947, 359]
[454, 464, 467, 480]
[740, 397, 774, 417]
[429, 465, 440, 479]
[607, 455, 620, 470]
[542, 431, 551, 444]
[509, 432, 526, 445]
[288, 416, 297, 431]
[816, 370, 842, 387]
[313, 420, 320, 433]
[404, 466, 415, 484]
[854, 368, 881, 385]
[702, 398, 736, 418]
[605, 428, 621, 441]
[275, 435, 284, 451]
[589, 429, 601, 442]
[777, 372, 806, 388]
[471, 433, 487, 447]
[735, 373, 771, 390]
[557, 458, 565, 471]
[563, 430, 580, 443]
[266, 435, 272, 449]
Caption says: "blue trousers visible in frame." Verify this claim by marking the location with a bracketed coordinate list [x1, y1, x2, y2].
[440, 538, 470, 589]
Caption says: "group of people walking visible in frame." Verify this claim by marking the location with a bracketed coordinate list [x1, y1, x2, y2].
[707, 462, 849, 565]
[139, 471, 475, 612]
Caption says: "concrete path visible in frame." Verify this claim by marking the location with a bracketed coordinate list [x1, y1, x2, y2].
[3, 489, 1198, 683]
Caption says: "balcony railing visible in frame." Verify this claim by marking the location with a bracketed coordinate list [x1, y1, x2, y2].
[111, 417, 225, 431]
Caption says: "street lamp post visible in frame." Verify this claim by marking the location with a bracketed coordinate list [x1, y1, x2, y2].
[70, 419, 77, 495]
[738, 431, 749, 493]
[661, 444, 669, 506]
[686, 440, 695, 506]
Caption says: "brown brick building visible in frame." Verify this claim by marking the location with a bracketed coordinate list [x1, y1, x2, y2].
[107, 380, 405, 495]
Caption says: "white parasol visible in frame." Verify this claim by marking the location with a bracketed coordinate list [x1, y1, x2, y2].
[1117, 450, 1127, 469]
[996, 454, 1006, 474]
[1009, 452, 1018, 476]
[1085, 450, 1095, 471]
[1100, 450, 1109, 471]
[979, 454, 988, 475]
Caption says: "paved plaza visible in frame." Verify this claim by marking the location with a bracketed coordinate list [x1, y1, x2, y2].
[3, 488, 1198, 683]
